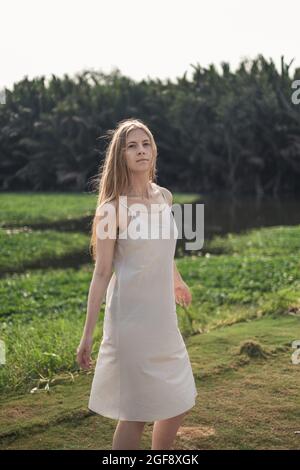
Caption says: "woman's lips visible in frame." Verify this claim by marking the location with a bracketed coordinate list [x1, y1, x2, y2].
[137, 159, 148, 162]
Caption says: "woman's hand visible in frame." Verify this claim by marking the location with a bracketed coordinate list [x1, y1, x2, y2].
[76, 335, 93, 370]
[175, 280, 192, 308]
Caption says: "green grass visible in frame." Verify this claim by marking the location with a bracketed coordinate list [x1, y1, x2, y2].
[1, 226, 300, 394]
[0, 192, 97, 227]
[206, 225, 300, 256]
[175, 226, 300, 332]
[0, 229, 90, 274]
[0, 266, 104, 394]
[0, 191, 200, 227]
[0, 266, 94, 320]
[0, 192, 300, 449]
[0, 313, 103, 395]
[1, 316, 299, 450]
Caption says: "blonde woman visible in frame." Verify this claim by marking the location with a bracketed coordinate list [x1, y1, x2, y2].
[76, 118, 197, 450]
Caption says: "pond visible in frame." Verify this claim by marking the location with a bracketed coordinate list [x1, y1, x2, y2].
[175, 193, 300, 256]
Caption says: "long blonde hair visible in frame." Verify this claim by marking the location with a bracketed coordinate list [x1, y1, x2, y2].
[89, 118, 158, 262]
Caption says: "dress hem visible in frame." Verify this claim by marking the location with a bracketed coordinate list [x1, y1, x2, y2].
[88, 392, 198, 422]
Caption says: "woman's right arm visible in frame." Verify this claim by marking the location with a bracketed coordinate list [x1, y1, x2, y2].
[76, 200, 118, 370]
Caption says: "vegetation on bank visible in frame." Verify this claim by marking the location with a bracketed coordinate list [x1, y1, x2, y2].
[1, 55, 299, 196]
[0, 192, 299, 449]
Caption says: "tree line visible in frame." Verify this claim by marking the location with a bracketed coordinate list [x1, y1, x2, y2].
[0, 54, 299, 196]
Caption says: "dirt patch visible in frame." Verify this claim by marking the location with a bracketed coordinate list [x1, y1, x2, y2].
[177, 425, 215, 439]
[3, 405, 35, 420]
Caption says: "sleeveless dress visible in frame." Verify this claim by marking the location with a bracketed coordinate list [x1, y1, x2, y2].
[88, 185, 198, 421]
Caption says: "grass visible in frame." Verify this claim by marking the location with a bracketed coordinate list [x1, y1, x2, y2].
[0, 316, 299, 450]
[1, 225, 300, 394]
[0, 266, 93, 320]
[0, 191, 200, 227]
[0, 229, 90, 274]
[0, 192, 300, 449]
[0, 192, 97, 227]
[206, 225, 300, 256]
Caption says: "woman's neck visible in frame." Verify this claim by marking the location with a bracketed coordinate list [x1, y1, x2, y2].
[126, 181, 152, 199]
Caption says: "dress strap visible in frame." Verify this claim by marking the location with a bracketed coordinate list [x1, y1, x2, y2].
[157, 186, 169, 205]
[156, 185, 172, 209]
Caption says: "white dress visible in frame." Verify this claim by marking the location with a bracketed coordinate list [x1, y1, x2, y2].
[88, 185, 198, 421]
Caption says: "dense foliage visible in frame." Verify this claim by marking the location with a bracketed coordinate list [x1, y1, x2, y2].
[0, 54, 299, 195]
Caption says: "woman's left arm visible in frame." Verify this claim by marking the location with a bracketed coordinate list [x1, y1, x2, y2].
[173, 260, 192, 307]
[160, 185, 193, 308]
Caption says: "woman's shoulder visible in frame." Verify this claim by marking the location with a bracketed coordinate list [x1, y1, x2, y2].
[95, 198, 118, 218]
[153, 183, 173, 206]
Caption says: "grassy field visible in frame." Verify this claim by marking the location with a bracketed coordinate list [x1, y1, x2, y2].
[0, 191, 200, 228]
[0, 192, 299, 450]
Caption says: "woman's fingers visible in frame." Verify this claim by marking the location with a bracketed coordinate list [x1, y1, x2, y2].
[76, 347, 91, 369]
[83, 350, 91, 369]
[185, 289, 192, 305]
[175, 285, 192, 307]
[182, 294, 191, 307]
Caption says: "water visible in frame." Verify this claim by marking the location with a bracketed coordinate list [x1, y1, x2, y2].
[175, 194, 300, 256]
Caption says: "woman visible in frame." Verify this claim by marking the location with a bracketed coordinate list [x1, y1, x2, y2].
[76, 118, 198, 450]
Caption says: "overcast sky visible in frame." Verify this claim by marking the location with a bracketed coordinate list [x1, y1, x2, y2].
[0, 0, 298, 90]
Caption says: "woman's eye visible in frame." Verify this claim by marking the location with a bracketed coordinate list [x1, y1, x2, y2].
[128, 143, 149, 148]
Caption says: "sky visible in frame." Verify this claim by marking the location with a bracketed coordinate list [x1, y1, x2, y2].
[0, 0, 299, 91]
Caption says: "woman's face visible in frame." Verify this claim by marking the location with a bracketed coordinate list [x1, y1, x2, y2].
[124, 128, 153, 174]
